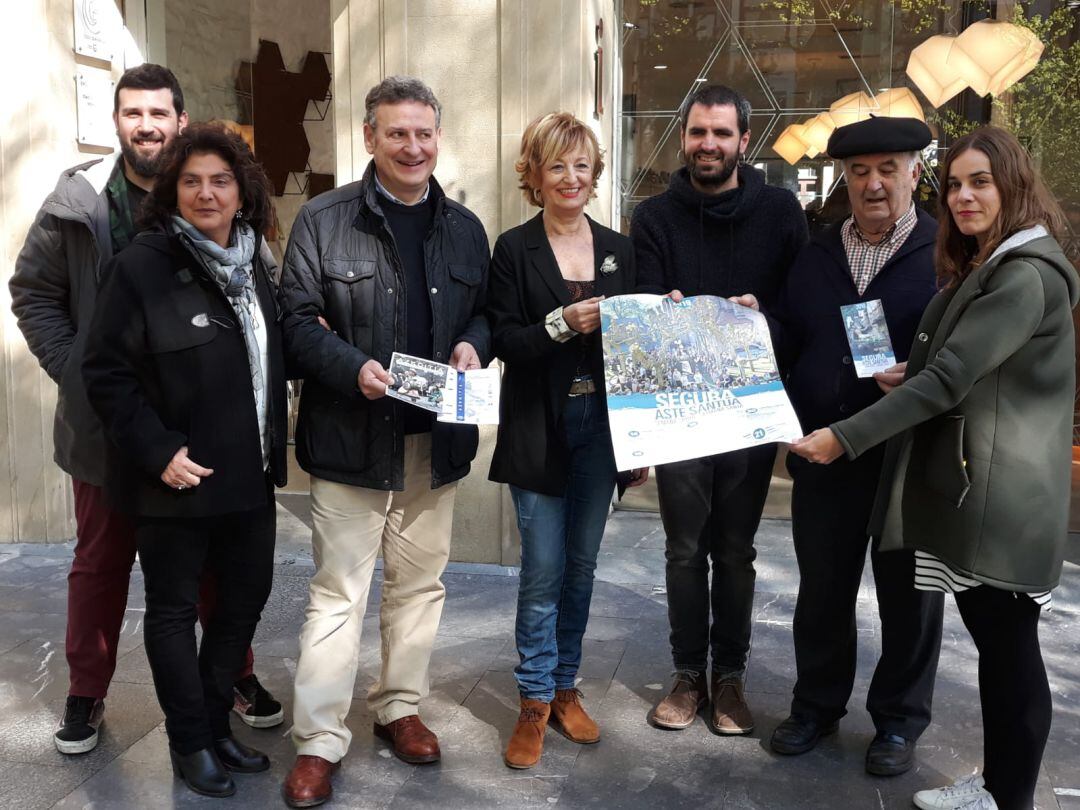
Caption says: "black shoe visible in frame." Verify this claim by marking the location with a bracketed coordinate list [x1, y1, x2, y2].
[214, 735, 271, 773]
[769, 714, 839, 755]
[233, 674, 284, 728]
[54, 696, 104, 755]
[170, 747, 236, 797]
[865, 731, 914, 776]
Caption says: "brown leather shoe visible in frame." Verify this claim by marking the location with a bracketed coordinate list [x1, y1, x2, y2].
[373, 715, 440, 764]
[283, 754, 339, 808]
[651, 671, 707, 729]
[710, 675, 754, 735]
[549, 688, 600, 744]
[504, 698, 550, 769]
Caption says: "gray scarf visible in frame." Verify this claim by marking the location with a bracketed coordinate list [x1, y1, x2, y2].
[172, 216, 265, 454]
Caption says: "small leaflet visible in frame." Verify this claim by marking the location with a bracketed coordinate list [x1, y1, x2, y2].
[840, 299, 896, 378]
[385, 352, 500, 424]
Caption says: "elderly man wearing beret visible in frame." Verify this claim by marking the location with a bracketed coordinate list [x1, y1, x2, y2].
[748, 116, 946, 774]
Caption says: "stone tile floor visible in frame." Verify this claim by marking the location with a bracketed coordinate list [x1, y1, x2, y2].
[0, 503, 1078, 809]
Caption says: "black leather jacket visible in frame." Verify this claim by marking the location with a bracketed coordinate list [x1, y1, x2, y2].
[280, 163, 491, 490]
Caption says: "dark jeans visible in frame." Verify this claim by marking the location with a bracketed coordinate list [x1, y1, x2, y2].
[137, 496, 275, 754]
[788, 451, 943, 738]
[956, 585, 1051, 810]
[68, 480, 255, 698]
[511, 392, 617, 701]
[655, 443, 775, 677]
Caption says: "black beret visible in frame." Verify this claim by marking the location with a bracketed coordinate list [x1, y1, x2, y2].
[827, 115, 932, 159]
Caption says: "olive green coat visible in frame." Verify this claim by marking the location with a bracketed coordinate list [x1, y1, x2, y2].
[832, 231, 1079, 592]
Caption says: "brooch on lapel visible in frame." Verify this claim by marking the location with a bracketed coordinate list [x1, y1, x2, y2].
[191, 313, 210, 328]
[600, 255, 618, 276]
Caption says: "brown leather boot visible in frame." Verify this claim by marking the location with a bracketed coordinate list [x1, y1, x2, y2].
[283, 754, 339, 808]
[710, 674, 754, 735]
[549, 688, 600, 743]
[650, 670, 707, 729]
[504, 698, 550, 769]
[373, 715, 440, 764]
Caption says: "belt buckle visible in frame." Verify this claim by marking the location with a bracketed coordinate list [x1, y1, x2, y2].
[568, 377, 595, 397]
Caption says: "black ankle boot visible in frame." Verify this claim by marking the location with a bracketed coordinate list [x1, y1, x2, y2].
[214, 735, 270, 773]
[170, 747, 236, 797]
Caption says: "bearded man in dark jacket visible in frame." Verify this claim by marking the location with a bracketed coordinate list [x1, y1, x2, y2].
[8, 64, 282, 755]
[629, 84, 807, 737]
[760, 116, 945, 776]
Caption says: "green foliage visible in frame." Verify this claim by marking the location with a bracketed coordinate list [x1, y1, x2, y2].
[763, 0, 952, 32]
[995, 5, 1080, 219]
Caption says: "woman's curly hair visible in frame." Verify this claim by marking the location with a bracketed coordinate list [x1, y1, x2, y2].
[139, 121, 274, 237]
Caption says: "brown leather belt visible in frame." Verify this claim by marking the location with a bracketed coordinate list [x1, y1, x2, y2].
[568, 378, 597, 396]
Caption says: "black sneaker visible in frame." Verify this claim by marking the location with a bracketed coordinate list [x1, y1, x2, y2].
[232, 674, 283, 728]
[54, 695, 104, 754]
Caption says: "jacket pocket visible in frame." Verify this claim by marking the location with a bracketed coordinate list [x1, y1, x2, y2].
[447, 264, 483, 335]
[324, 258, 376, 284]
[324, 259, 376, 333]
[448, 263, 482, 286]
[923, 414, 971, 508]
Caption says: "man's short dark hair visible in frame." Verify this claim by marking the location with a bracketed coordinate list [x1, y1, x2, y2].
[678, 84, 751, 136]
[364, 76, 442, 129]
[113, 63, 185, 116]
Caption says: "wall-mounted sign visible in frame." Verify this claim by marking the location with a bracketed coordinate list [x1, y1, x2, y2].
[75, 66, 116, 149]
[74, 0, 120, 62]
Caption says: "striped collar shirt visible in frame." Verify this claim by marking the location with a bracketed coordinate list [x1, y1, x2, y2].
[840, 203, 918, 295]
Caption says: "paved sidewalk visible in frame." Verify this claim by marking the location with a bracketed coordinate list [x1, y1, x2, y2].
[0, 505, 1077, 809]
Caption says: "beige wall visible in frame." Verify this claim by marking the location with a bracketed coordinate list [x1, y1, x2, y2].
[332, 0, 618, 564]
[0, 1, 144, 542]
[0, 0, 619, 547]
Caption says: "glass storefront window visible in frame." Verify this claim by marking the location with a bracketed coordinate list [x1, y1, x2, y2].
[618, 0, 1080, 521]
[619, 0, 947, 230]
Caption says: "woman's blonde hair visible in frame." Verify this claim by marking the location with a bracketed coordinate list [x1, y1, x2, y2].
[516, 112, 604, 208]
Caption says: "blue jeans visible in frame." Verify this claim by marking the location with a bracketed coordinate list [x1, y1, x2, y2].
[511, 392, 617, 701]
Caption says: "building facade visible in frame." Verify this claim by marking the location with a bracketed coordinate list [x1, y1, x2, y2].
[1, 0, 1077, 555]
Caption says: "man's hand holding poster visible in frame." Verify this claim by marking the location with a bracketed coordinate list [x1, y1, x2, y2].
[599, 294, 802, 470]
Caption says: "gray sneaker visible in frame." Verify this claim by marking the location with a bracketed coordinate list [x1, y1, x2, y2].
[913, 774, 992, 810]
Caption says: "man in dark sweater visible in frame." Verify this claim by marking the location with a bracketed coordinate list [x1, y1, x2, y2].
[762, 116, 944, 776]
[630, 84, 807, 736]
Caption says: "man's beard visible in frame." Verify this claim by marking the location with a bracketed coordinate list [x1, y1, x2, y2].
[687, 150, 739, 189]
[119, 137, 167, 178]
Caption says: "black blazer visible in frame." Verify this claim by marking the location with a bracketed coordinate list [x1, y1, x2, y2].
[487, 212, 636, 495]
[83, 232, 288, 518]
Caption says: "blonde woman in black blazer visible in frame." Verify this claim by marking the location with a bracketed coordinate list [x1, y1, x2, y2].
[487, 113, 646, 770]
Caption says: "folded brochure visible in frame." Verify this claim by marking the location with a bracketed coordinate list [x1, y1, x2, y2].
[385, 352, 500, 425]
[840, 299, 896, 378]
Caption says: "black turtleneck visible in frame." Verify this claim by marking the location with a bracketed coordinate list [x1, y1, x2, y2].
[629, 164, 808, 310]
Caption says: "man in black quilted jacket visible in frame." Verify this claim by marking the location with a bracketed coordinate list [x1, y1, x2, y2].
[280, 75, 490, 808]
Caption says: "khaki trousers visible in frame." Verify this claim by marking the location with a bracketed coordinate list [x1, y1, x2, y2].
[291, 435, 457, 762]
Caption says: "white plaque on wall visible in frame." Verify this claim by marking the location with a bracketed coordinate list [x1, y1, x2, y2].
[74, 0, 121, 62]
[75, 67, 116, 149]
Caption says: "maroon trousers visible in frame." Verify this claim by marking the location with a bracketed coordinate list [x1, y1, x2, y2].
[68, 480, 254, 698]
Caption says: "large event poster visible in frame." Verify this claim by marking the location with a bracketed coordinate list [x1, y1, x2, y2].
[599, 294, 803, 470]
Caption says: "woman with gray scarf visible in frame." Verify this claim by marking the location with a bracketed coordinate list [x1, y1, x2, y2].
[83, 124, 287, 798]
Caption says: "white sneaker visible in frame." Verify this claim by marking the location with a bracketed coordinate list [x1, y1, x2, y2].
[913, 774, 993, 810]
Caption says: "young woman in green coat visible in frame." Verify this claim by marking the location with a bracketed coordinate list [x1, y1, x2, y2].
[791, 126, 1078, 810]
